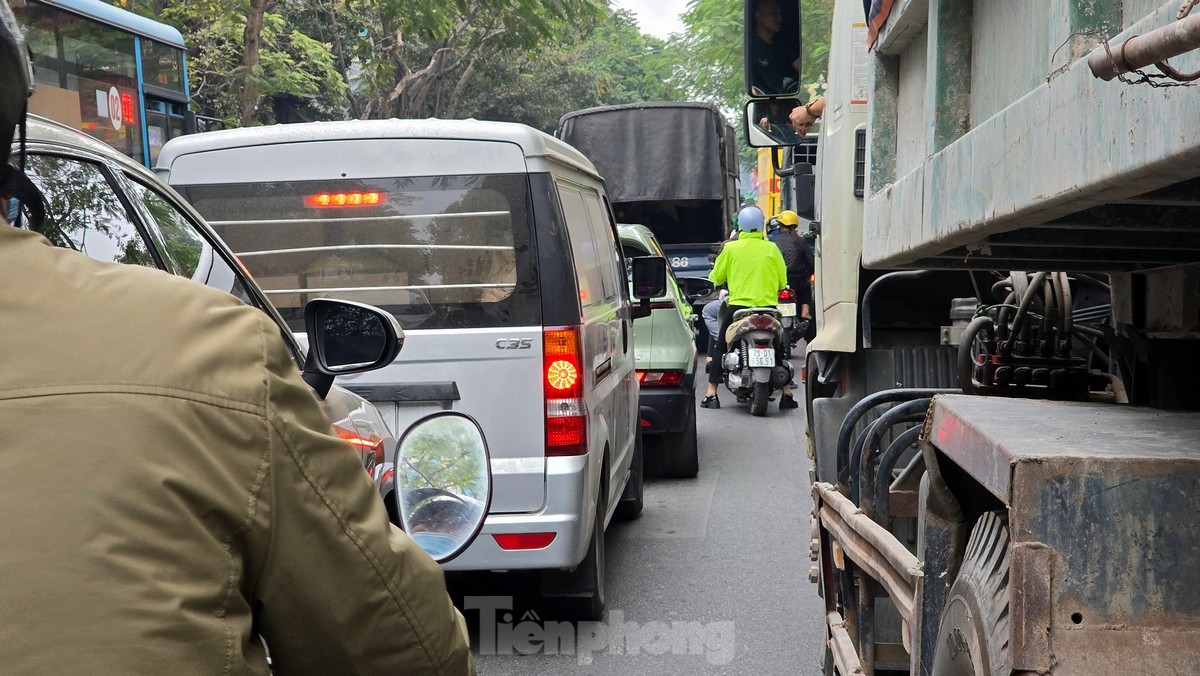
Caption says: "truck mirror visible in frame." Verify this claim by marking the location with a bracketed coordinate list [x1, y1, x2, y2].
[744, 0, 803, 98]
[744, 98, 804, 148]
[794, 162, 815, 221]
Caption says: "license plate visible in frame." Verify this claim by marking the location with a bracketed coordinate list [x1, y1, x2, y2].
[749, 348, 775, 367]
[779, 303, 797, 317]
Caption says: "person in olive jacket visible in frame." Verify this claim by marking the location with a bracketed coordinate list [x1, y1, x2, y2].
[0, 8, 472, 674]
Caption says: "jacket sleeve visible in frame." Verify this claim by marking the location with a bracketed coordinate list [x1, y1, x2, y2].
[252, 318, 474, 676]
[772, 247, 788, 291]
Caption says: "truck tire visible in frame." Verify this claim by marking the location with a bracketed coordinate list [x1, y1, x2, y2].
[750, 381, 770, 416]
[660, 397, 699, 478]
[932, 511, 1011, 676]
[615, 432, 644, 520]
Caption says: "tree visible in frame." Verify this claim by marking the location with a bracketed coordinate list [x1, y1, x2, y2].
[451, 7, 688, 132]
[320, 0, 608, 121]
[121, 0, 347, 125]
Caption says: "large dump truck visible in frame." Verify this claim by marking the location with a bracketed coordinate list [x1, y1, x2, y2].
[556, 102, 740, 336]
[751, 0, 1200, 674]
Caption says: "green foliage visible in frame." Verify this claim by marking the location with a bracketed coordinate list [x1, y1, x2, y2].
[116, 0, 835, 134]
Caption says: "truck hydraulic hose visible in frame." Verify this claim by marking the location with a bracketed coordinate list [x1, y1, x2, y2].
[874, 425, 924, 527]
[1005, 271, 1049, 355]
[857, 412, 928, 516]
[851, 398, 932, 507]
[835, 388, 959, 489]
[957, 315, 995, 394]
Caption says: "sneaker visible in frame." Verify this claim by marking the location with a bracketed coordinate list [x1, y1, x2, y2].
[700, 395, 721, 409]
[780, 393, 799, 410]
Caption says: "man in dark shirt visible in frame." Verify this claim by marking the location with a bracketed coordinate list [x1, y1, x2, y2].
[750, 0, 800, 96]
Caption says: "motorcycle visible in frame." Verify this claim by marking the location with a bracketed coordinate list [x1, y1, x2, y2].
[776, 286, 809, 355]
[718, 306, 795, 416]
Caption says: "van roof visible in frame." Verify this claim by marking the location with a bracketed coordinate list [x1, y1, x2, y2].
[156, 118, 598, 176]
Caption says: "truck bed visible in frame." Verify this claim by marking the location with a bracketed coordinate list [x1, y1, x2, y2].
[863, 0, 1200, 272]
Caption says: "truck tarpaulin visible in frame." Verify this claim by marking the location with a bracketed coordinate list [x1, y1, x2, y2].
[556, 102, 729, 203]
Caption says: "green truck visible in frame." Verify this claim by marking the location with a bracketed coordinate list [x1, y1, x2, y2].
[744, 1, 1200, 673]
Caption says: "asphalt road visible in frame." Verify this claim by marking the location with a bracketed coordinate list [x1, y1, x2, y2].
[456, 359, 827, 675]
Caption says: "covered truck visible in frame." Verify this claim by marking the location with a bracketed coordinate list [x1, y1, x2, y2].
[556, 102, 739, 330]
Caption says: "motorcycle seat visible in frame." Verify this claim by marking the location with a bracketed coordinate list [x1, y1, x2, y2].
[725, 311, 782, 343]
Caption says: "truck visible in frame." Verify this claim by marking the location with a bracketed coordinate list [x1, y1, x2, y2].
[556, 102, 740, 344]
[741, 0, 1200, 673]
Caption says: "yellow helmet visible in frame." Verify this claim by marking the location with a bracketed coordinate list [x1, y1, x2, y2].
[776, 210, 800, 228]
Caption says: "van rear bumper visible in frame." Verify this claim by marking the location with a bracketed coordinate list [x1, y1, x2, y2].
[440, 455, 593, 572]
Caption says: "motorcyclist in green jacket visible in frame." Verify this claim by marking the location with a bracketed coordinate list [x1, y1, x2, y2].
[701, 205, 798, 410]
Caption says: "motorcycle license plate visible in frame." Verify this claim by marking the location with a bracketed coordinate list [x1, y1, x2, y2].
[779, 303, 797, 317]
[749, 348, 776, 367]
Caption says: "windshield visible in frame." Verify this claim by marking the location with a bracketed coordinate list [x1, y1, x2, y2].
[179, 174, 540, 331]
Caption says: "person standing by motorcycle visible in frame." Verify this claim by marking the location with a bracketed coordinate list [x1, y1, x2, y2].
[701, 206, 798, 410]
[0, 8, 472, 674]
[769, 210, 813, 328]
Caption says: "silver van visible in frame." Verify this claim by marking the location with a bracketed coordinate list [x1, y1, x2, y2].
[157, 119, 654, 618]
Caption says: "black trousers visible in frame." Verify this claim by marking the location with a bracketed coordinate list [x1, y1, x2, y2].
[708, 303, 749, 384]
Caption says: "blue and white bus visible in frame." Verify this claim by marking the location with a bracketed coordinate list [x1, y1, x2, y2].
[12, 0, 194, 167]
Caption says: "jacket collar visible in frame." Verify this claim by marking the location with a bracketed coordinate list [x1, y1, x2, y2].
[738, 230, 765, 241]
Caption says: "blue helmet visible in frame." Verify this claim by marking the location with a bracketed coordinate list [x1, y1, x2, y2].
[737, 206, 765, 232]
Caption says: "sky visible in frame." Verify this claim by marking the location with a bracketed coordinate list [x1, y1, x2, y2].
[610, 0, 689, 39]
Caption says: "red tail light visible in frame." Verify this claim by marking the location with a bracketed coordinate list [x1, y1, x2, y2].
[493, 533, 557, 550]
[544, 327, 587, 456]
[748, 314, 774, 330]
[636, 370, 686, 388]
[334, 426, 385, 474]
[304, 191, 386, 208]
[778, 288, 796, 302]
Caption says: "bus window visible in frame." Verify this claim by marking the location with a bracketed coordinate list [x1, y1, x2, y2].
[141, 38, 184, 93]
[16, 1, 145, 162]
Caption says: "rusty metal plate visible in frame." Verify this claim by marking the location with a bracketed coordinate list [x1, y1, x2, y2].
[924, 394, 1200, 503]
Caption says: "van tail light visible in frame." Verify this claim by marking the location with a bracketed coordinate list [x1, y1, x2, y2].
[748, 314, 774, 330]
[637, 370, 685, 388]
[493, 533, 556, 550]
[544, 326, 587, 457]
[778, 287, 796, 303]
[335, 426, 385, 474]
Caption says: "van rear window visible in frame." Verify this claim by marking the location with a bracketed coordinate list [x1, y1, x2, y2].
[179, 174, 539, 331]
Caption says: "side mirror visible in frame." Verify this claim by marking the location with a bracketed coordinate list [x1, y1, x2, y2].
[631, 256, 668, 320]
[744, 98, 804, 148]
[683, 278, 717, 303]
[393, 413, 492, 563]
[302, 298, 404, 398]
[744, 0, 803, 99]
[794, 162, 815, 221]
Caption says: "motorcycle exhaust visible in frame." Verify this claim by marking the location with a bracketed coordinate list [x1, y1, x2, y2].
[772, 362, 793, 388]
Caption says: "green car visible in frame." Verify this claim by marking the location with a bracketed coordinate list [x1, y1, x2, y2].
[618, 223, 700, 478]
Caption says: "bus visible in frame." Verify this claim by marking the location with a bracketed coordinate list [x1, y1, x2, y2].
[12, 0, 194, 167]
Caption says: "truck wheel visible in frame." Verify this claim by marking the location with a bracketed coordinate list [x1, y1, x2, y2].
[932, 511, 1011, 676]
[615, 432, 644, 519]
[750, 381, 770, 416]
[660, 397, 699, 478]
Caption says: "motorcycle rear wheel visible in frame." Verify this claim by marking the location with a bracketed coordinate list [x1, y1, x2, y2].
[750, 381, 770, 416]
